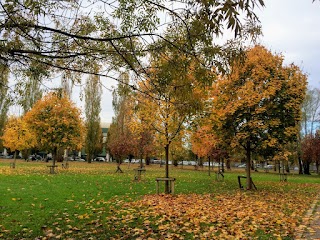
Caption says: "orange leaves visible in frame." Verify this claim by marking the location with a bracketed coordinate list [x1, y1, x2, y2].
[23, 92, 85, 152]
[191, 125, 217, 158]
[211, 45, 307, 166]
[104, 190, 317, 239]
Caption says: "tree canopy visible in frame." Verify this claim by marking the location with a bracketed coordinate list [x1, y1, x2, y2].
[1, 116, 36, 154]
[0, 0, 264, 88]
[24, 92, 85, 165]
[211, 45, 307, 189]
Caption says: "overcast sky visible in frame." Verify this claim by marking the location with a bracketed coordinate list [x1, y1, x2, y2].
[258, 0, 320, 86]
[78, 0, 320, 123]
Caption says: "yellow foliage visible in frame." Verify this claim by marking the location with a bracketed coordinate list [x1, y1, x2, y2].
[23, 92, 85, 152]
[1, 116, 36, 152]
[211, 45, 307, 153]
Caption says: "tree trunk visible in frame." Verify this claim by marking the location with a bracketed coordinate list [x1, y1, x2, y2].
[165, 144, 169, 194]
[226, 158, 231, 170]
[51, 147, 57, 174]
[251, 160, 254, 171]
[298, 156, 303, 174]
[140, 154, 143, 169]
[208, 155, 211, 176]
[12, 150, 17, 168]
[303, 161, 311, 175]
[221, 157, 225, 173]
[87, 153, 92, 163]
[285, 161, 290, 173]
[146, 156, 150, 165]
[246, 141, 252, 190]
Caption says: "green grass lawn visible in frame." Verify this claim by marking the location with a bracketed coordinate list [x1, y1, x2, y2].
[0, 160, 319, 239]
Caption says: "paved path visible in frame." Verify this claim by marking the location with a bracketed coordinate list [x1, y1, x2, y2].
[295, 197, 320, 239]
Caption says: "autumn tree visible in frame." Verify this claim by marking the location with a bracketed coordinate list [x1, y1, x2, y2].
[129, 121, 155, 168]
[134, 40, 213, 192]
[169, 132, 188, 167]
[313, 130, 320, 174]
[211, 45, 307, 189]
[301, 134, 315, 175]
[301, 130, 320, 174]
[191, 124, 219, 174]
[107, 73, 135, 168]
[24, 92, 84, 172]
[2, 116, 37, 167]
[84, 73, 103, 163]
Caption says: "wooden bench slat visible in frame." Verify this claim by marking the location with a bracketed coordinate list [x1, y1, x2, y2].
[155, 178, 176, 194]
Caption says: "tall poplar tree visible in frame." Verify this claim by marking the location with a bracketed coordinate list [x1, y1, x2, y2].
[17, 61, 45, 114]
[0, 64, 10, 151]
[301, 88, 320, 136]
[107, 73, 135, 164]
[84, 74, 103, 163]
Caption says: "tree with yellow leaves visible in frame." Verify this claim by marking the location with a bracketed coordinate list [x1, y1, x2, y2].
[24, 92, 85, 172]
[211, 45, 307, 189]
[1, 116, 37, 168]
[134, 43, 213, 192]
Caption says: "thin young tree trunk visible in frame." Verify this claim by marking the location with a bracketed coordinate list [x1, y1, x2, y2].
[246, 141, 252, 190]
[12, 150, 17, 168]
[165, 144, 169, 194]
[208, 155, 211, 176]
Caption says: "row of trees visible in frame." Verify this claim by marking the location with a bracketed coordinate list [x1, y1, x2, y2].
[0, 0, 307, 152]
[106, 45, 308, 191]
[0, 1, 318, 191]
[1, 92, 84, 168]
[1, 71, 104, 169]
[0, 0, 266, 151]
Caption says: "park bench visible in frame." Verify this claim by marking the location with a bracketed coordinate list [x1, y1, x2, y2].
[47, 165, 58, 174]
[134, 168, 146, 181]
[280, 173, 287, 182]
[156, 177, 176, 194]
[115, 165, 123, 173]
[61, 162, 69, 169]
[215, 169, 224, 181]
[237, 175, 257, 190]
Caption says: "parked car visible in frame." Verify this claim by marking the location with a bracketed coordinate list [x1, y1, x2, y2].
[75, 157, 85, 162]
[188, 161, 197, 166]
[66, 156, 75, 161]
[203, 162, 223, 167]
[94, 157, 105, 162]
[28, 155, 42, 161]
[264, 164, 274, 169]
[238, 163, 246, 168]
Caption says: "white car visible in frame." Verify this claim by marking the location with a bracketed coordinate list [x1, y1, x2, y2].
[264, 164, 274, 169]
[238, 164, 246, 168]
[94, 157, 105, 162]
